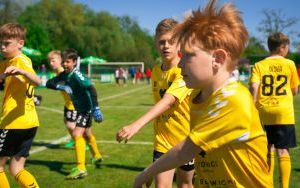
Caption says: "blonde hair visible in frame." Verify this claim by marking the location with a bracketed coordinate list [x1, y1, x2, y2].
[175, 0, 248, 70]
[155, 18, 178, 39]
[47, 50, 62, 59]
[0, 23, 26, 40]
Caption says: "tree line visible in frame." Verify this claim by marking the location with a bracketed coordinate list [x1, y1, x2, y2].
[0, 0, 299, 69]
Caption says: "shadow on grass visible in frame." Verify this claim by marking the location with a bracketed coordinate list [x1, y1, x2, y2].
[32, 141, 72, 150]
[101, 163, 145, 172]
[293, 168, 300, 172]
[26, 159, 75, 176]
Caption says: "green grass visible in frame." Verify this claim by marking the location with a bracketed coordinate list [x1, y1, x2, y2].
[2, 82, 300, 187]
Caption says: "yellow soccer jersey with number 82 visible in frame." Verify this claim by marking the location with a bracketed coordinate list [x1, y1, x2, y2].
[251, 57, 299, 125]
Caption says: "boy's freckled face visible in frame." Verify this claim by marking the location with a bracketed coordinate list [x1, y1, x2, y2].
[155, 32, 179, 63]
[62, 59, 76, 73]
[0, 38, 23, 58]
[179, 45, 213, 89]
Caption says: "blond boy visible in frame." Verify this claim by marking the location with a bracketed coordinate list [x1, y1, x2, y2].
[116, 19, 194, 188]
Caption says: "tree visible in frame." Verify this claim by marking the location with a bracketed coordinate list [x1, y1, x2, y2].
[257, 9, 298, 35]
[0, 0, 22, 24]
[257, 9, 299, 51]
[243, 36, 267, 58]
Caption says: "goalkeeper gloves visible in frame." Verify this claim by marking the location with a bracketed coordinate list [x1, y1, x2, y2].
[92, 106, 103, 123]
[56, 84, 73, 95]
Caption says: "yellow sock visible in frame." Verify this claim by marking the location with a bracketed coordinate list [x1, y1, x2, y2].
[0, 171, 10, 188]
[74, 136, 86, 170]
[268, 151, 275, 181]
[278, 154, 291, 188]
[15, 169, 39, 188]
[87, 134, 102, 159]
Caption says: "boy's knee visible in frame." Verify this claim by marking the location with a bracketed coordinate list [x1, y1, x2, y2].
[9, 165, 23, 177]
[277, 148, 289, 156]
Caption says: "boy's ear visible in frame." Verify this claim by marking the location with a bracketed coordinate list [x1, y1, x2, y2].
[212, 49, 227, 65]
[17, 39, 24, 48]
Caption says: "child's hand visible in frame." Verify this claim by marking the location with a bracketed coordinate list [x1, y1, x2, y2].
[4, 66, 24, 76]
[116, 125, 139, 143]
[133, 171, 151, 188]
[92, 106, 103, 123]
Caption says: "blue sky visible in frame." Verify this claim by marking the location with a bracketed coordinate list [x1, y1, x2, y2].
[74, 0, 300, 43]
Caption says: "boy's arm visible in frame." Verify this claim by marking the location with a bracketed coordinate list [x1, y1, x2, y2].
[291, 87, 298, 96]
[87, 85, 103, 123]
[46, 74, 73, 94]
[116, 93, 176, 143]
[133, 137, 201, 188]
[87, 85, 99, 107]
[250, 82, 259, 102]
[4, 66, 41, 86]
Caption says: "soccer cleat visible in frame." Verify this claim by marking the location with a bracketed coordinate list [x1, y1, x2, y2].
[90, 157, 103, 167]
[66, 167, 87, 180]
[64, 140, 75, 149]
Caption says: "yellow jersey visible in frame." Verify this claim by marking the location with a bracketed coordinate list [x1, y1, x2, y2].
[56, 67, 75, 110]
[189, 79, 272, 187]
[0, 54, 39, 129]
[250, 56, 299, 125]
[151, 63, 191, 153]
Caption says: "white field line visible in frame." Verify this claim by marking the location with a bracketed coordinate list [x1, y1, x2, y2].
[31, 86, 150, 155]
[31, 138, 152, 155]
[33, 139, 152, 146]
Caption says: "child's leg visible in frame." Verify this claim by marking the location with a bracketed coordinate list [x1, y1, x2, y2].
[155, 169, 176, 188]
[64, 120, 76, 148]
[176, 168, 194, 188]
[268, 145, 275, 181]
[0, 157, 10, 188]
[84, 128, 102, 160]
[73, 127, 86, 171]
[277, 149, 291, 188]
[65, 120, 76, 136]
[10, 156, 39, 188]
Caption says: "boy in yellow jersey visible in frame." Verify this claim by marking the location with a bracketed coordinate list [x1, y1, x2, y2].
[47, 51, 89, 149]
[0, 23, 41, 188]
[116, 18, 194, 188]
[46, 49, 103, 179]
[132, 1, 273, 187]
[250, 32, 299, 188]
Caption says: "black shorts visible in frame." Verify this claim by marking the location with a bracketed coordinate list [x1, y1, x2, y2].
[0, 127, 37, 157]
[76, 112, 92, 128]
[264, 125, 296, 149]
[153, 150, 194, 171]
[64, 107, 78, 122]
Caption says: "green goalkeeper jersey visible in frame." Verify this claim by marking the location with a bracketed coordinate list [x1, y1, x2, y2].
[47, 68, 95, 113]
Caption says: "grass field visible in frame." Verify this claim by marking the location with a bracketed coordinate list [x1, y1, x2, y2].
[2, 81, 300, 187]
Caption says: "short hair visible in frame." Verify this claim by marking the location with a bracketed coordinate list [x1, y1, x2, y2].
[0, 23, 26, 41]
[48, 50, 62, 59]
[155, 18, 178, 39]
[267, 32, 290, 53]
[62, 48, 78, 62]
[174, 0, 248, 70]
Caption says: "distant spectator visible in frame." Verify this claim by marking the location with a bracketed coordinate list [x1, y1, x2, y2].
[145, 68, 152, 84]
[40, 63, 47, 73]
[135, 69, 143, 84]
[115, 67, 126, 86]
[129, 66, 136, 80]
